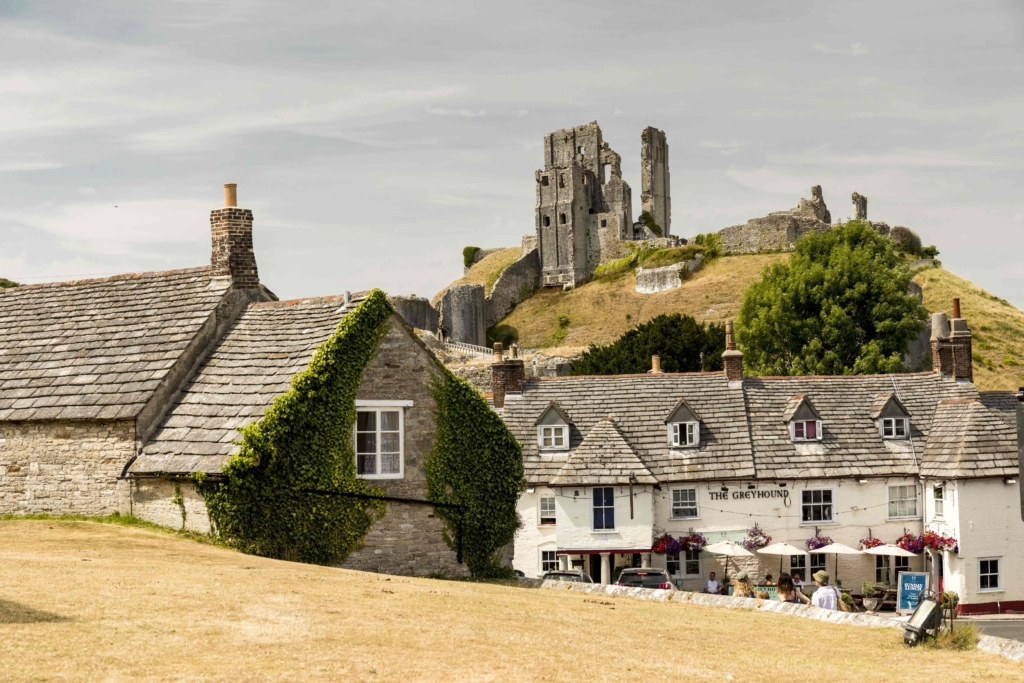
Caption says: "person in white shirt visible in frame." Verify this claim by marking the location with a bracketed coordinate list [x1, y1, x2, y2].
[810, 570, 841, 610]
[703, 572, 722, 594]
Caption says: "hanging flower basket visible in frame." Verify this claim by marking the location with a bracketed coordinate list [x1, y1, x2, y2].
[742, 524, 772, 551]
[805, 534, 833, 551]
[896, 532, 924, 554]
[920, 530, 959, 553]
[679, 532, 708, 552]
[652, 534, 682, 555]
[859, 536, 885, 550]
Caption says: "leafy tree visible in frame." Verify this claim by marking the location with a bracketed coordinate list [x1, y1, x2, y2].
[735, 220, 927, 375]
[0, 278, 19, 288]
[569, 314, 726, 375]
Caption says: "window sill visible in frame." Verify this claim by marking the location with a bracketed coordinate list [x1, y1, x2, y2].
[669, 445, 699, 450]
[886, 516, 922, 522]
[800, 521, 837, 526]
[538, 448, 570, 454]
[358, 474, 404, 480]
[539, 521, 556, 526]
[591, 530, 618, 534]
[670, 515, 701, 521]
[978, 589, 1004, 594]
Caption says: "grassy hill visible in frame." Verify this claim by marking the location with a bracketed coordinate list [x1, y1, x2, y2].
[1, 519, 1017, 681]
[431, 247, 522, 305]
[457, 252, 1024, 392]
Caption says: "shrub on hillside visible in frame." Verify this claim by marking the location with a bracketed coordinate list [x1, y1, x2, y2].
[736, 220, 927, 376]
[692, 233, 722, 259]
[890, 226, 922, 255]
[569, 314, 726, 375]
[639, 210, 663, 236]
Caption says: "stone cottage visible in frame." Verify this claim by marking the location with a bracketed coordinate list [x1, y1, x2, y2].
[0, 184, 466, 576]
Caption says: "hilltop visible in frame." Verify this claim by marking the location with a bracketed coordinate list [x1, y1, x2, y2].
[447, 252, 1024, 392]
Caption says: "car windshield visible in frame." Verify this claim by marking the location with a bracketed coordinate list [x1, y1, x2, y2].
[617, 571, 669, 588]
[543, 573, 581, 582]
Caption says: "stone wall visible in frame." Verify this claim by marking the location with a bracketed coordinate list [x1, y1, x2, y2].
[635, 254, 703, 294]
[718, 186, 831, 255]
[0, 419, 134, 515]
[437, 284, 486, 346]
[484, 249, 540, 329]
[389, 295, 439, 334]
[448, 361, 493, 394]
[131, 477, 210, 533]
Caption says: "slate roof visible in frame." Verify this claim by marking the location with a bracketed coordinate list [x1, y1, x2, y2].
[0, 268, 231, 421]
[503, 370, 1008, 484]
[549, 418, 657, 485]
[132, 294, 362, 475]
[502, 373, 755, 484]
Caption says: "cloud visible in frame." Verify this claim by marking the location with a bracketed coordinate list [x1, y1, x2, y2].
[425, 106, 486, 118]
[812, 42, 869, 56]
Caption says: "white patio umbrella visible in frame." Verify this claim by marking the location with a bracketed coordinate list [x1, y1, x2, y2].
[815, 542, 862, 584]
[757, 542, 808, 575]
[863, 544, 917, 558]
[703, 541, 754, 580]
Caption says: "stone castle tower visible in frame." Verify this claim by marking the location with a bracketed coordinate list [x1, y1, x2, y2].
[535, 122, 672, 287]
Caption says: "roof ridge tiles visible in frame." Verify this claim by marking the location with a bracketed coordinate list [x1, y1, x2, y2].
[1, 266, 214, 292]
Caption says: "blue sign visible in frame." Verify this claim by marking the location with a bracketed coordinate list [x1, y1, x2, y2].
[897, 572, 929, 612]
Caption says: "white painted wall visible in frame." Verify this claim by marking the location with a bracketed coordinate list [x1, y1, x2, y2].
[514, 487, 558, 578]
[555, 485, 654, 554]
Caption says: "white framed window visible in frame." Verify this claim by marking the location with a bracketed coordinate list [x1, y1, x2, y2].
[538, 425, 568, 451]
[669, 421, 700, 447]
[355, 408, 404, 479]
[801, 489, 833, 523]
[666, 549, 701, 578]
[539, 496, 556, 525]
[790, 555, 807, 581]
[881, 417, 908, 439]
[671, 488, 699, 519]
[933, 486, 944, 518]
[979, 557, 1001, 592]
[810, 553, 826, 574]
[593, 487, 615, 531]
[540, 549, 559, 573]
[791, 420, 822, 441]
[887, 484, 919, 519]
[667, 552, 679, 576]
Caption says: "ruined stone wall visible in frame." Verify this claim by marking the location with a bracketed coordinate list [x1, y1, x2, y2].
[0, 419, 133, 515]
[390, 295, 439, 334]
[131, 477, 210, 533]
[438, 284, 486, 346]
[635, 254, 704, 294]
[484, 249, 540, 329]
[719, 187, 832, 255]
[640, 126, 671, 236]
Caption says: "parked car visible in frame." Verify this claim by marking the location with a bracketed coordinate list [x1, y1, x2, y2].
[615, 568, 675, 590]
[541, 570, 594, 583]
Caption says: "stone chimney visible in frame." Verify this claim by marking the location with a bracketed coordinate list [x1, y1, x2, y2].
[650, 355, 662, 374]
[211, 183, 259, 288]
[722, 321, 743, 383]
[492, 343, 525, 409]
[931, 298, 973, 383]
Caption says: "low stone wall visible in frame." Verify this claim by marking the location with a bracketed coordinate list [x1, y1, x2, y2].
[131, 477, 211, 532]
[539, 580, 1024, 663]
[719, 214, 827, 255]
[339, 500, 469, 578]
[635, 254, 704, 294]
[484, 249, 540, 329]
[0, 419, 133, 515]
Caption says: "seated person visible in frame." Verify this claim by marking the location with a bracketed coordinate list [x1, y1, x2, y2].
[776, 572, 811, 605]
[764, 573, 776, 586]
[732, 571, 755, 598]
[703, 572, 722, 595]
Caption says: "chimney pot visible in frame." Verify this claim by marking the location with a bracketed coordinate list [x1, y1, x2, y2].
[493, 342, 503, 362]
[725, 321, 737, 351]
[651, 355, 662, 374]
[953, 297, 961, 319]
[224, 183, 237, 207]
[211, 187, 258, 288]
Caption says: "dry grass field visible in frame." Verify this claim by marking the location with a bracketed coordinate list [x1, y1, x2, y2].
[2, 520, 1022, 682]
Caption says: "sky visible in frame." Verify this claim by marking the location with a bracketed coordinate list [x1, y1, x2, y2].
[1, 0, 1023, 307]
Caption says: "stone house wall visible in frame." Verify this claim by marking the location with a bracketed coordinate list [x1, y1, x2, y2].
[131, 477, 210, 533]
[0, 419, 134, 515]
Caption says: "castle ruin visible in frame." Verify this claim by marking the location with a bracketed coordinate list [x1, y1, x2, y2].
[535, 122, 675, 287]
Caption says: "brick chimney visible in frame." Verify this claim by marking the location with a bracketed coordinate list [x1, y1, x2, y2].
[211, 183, 259, 288]
[931, 298, 972, 383]
[722, 320, 743, 383]
[492, 343, 524, 408]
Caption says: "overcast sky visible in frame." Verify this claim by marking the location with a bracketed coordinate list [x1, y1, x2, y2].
[2, 1, 1022, 308]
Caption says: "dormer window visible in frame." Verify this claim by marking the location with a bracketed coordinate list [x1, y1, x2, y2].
[783, 395, 822, 442]
[792, 420, 821, 441]
[670, 422, 699, 447]
[664, 398, 702, 449]
[535, 402, 571, 451]
[881, 417, 907, 439]
[871, 393, 911, 441]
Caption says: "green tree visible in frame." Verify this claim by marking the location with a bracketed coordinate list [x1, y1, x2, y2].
[735, 220, 927, 375]
[569, 314, 726, 375]
[0, 278, 19, 288]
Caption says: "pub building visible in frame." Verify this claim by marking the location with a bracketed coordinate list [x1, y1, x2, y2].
[495, 307, 1024, 615]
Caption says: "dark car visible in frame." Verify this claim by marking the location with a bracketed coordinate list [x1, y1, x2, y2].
[615, 568, 675, 590]
[541, 570, 595, 583]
